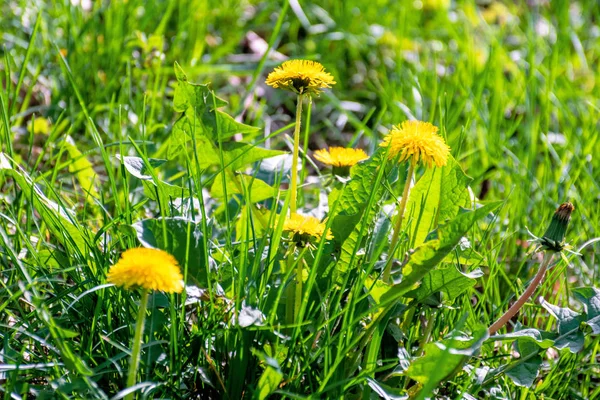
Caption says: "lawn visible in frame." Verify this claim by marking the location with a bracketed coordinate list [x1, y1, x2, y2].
[1, 0, 600, 398]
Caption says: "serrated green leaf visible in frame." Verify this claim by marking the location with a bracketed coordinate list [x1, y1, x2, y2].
[193, 137, 285, 171]
[404, 155, 472, 247]
[364, 276, 392, 305]
[330, 149, 389, 282]
[214, 109, 259, 139]
[407, 327, 488, 388]
[174, 61, 187, 81]
[573, 287, 600, 321]
[540, 299, 585, 353]
[505, 332, 545, 387]
[332, 148, 386, 219]
[222, 142, 285, 171]
[381, 201, 502, 303]
[211, 172, 277, 203]
[505, 354, 542, 387]
[404, 265, 480, 304]
[487, 328, 555, 349]
[142, 180, 189, 204]
[172, 64, 257, 141]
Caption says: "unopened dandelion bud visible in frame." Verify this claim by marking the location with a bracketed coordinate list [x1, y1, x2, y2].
[540, 202, 574, 252]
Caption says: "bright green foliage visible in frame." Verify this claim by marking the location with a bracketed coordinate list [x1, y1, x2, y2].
[211, 171, 278, 203]
[2, 1, 600, 399]
[404, 265, 480, 304]
[406, 327, 488, 395]
[0, 153, 90, 255]
[381, 201, 502, 303]
[63, 135, 100, 202]
[404, 155, 472, 246]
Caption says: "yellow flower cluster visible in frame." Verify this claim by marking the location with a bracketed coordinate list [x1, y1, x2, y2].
[380, 120, 450, 168]
[283, 213, 333, 245]
[266, 60, 336, 95]
[313, 147, 368, 168]
[107, 248, 184, 293]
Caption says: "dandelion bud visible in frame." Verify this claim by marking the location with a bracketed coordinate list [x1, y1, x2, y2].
[540, 202, 574, 252]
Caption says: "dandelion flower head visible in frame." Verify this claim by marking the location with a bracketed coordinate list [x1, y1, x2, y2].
[266, 60, 336, 95]
[313, 147, 369, 168]
[107, 248, 184, 293]
[380, 120, 450, 168]
[283, 213, 333, 246]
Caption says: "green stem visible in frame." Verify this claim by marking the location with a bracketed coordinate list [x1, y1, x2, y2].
[125, 289, 149, 400]
[294, 252, 306, 322]
[383, 162, 415, 283]
[300, 97, 312, 189]
[488, 252, 554, 335]
[289, 93, 304, 215]
[417, 309, 436, 356]
[285, 245, 297, 327]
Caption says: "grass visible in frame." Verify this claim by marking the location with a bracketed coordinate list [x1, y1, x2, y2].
[1, 0, 600, 398]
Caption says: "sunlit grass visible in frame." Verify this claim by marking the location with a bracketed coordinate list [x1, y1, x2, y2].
[1, 0, 600, 399]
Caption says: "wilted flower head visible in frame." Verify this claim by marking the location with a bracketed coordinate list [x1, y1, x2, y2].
[380, 121, 450, 168]
[107, 248, 184, 293]
[266, 60, 336, 95]
[283, 213, 333, 247]
[314, 147, 368, 168]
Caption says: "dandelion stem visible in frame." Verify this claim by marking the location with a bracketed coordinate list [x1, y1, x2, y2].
[383, 162, 415, 283]
[126, 289, 149, 400]
[488, 252, 554, 335]
[285, 245, 297, 326]
[294, 252, 306, 322]
[289, 93, 304, 215]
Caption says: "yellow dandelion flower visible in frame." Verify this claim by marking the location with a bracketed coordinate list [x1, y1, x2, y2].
[265, 60, 336, 95]
[380, 120, 450, 168]
[107, 248, 184, 293]
[313, 147, 369, 167]
[28, 118, 50, 135]
[283, 213, 333, 246]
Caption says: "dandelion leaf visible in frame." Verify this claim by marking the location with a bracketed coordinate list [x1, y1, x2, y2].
[404, 265, 481, 304]
[330, 149, 389, 281]
[404, 155, 472, 247]
[211, 172, 277, 203]
[381, 201, 502, 303]
[407, 327, 488, 392]
[172, 63, 258, 142]
[540, 299, 585, 353]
